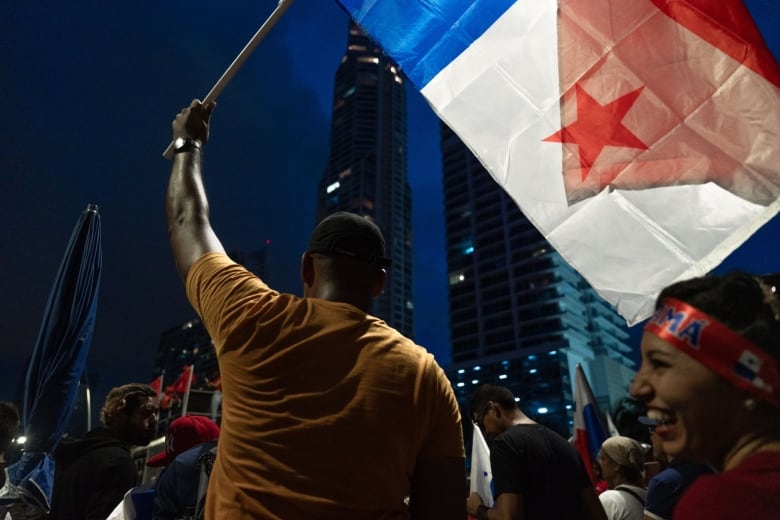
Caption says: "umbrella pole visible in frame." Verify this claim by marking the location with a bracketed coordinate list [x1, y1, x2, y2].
[85, 385, 92, 432]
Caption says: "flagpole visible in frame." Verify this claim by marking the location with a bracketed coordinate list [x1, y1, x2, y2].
[162, 0, 295, 158]
[181, 364, 194, 416]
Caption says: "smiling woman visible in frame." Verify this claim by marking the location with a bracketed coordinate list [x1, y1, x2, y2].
[630, 272, 780, 518]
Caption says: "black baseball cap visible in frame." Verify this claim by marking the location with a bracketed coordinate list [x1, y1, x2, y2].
[308, 212, 392, 268]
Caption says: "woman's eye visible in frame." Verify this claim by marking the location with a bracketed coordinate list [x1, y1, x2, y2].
[648, 357, 669, 369]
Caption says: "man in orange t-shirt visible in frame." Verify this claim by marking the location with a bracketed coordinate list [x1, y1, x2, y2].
[166, 100, 466, 519]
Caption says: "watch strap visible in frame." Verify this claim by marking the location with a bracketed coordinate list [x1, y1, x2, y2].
[173, 137, 202, 154]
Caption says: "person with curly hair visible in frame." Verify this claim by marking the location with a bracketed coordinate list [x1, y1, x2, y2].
[49, 383, 159, 520]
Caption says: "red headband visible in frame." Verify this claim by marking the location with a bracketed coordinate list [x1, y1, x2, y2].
[644, 298, 780, 408]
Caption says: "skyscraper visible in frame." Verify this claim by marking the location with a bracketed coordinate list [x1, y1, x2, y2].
[316, 21, 413, 338]
[441, 124, 636, 436]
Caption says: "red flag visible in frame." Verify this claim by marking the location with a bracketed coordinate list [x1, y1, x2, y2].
[169, 365, 195, 394]
[161, 365, 195, 410]
[149, 375, 163, 400]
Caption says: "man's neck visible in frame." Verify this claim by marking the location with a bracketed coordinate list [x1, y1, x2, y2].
[509, 410, 536, 426]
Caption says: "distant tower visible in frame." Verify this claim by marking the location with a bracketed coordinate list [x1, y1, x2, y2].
[316, 21, 413, 338]
[440, 124, 635, 436]
[153, 318, 217, 390]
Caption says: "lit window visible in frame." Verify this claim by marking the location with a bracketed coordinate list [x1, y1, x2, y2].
[457, 369, 465, 374]
[464, 246, 474, 255]
[528, 355, 537, 361]
[358, 56, 379, 64]
[457, 382, 465, 387]
[326, 181, 340, 194]
[529, 369, 537, 374]
[498, 374, 508, 380]
[565, 404, 572, 410]
[471, 379, 479, 385]
[338, 168, 352, 179]
[473, 366, 481, 371]
[449, 272, 466, 285]
[537, 407, 549, 414]
[548, 350, 557, 355]
[514, 397, 520, 402]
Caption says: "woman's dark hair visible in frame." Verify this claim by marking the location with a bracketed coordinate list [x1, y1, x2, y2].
[656, 272, 780, 363]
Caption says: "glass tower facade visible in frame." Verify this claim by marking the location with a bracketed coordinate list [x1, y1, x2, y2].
[440, 124, 636, 436]
[316, 22, 413, 338]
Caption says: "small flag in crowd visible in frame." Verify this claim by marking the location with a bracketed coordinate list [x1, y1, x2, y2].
[161, 365, 195, 411]
[149, 375, 163, 401]
[470, 424, 494, 507]
[572, 364, 609, 483]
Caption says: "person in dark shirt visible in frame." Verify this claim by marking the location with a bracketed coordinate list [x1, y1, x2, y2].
[466, 384, 607, 520]
[49, 384, 159, 520]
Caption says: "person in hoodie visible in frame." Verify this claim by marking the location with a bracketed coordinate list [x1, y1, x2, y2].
[49, 383, 159, 520]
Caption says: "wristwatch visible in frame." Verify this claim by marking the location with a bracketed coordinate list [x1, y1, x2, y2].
[173, 136, 202, 154]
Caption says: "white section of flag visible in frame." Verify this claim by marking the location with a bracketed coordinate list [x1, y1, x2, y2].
[470, 425, 494, 507]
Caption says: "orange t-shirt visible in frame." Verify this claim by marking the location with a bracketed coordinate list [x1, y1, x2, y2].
[186, 253, 464, 519]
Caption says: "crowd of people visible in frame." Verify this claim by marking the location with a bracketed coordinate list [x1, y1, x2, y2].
[1, 101, 778, 519]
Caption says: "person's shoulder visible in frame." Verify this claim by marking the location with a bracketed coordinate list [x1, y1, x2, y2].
[506, 422, 562, 443]
[187, 251, 266, 288]
[367, 321, 438, 362]
[176, 440, 217, 465]
[599, 489, 621, 499]
[191, 251, 233, 269]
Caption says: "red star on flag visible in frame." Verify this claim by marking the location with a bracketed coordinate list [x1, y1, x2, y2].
[544, 84, 648, 181]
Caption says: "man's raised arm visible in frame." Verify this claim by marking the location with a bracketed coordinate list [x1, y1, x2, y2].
[166, 99, 225, 281]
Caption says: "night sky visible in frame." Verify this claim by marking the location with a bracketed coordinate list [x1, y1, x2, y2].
[2, 1, 779, 414]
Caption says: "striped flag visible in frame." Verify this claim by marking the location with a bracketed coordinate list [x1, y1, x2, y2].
[336, 0, 780, 324]
[572, 364, 608, 483]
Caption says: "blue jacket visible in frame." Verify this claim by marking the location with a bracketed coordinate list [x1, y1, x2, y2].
[153, 440, 217, 520]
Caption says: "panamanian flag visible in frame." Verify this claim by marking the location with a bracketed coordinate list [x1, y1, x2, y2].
[469, 424, 494, 507]
[337, 0, 780, 324]
[572, 364, 609, 483]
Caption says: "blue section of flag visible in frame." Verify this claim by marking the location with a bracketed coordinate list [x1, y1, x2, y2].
[733, 361, 758, 382]
[745, 0, 780, 61]
[337, 0, 515, 88]
[583, 403, 608, 458]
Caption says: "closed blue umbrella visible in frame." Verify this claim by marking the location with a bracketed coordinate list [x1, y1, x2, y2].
[6, 204, 102, 513]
